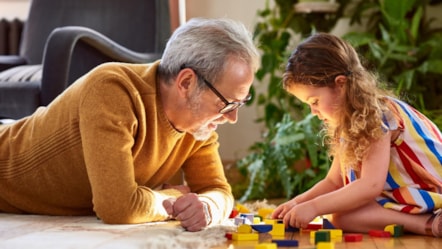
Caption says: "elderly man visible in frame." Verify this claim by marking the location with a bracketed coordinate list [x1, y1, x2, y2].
[0, 18, 260, 232]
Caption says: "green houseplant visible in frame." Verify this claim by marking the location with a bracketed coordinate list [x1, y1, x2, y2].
[343, 0, 442, 128]
[235, 0, 442, 202]
[235, 112, 330, 201]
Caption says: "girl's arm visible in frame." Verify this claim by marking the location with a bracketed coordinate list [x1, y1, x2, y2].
[294, 156, 343, 203]
[280, 131, 392, 227]
[272, 155, 343, 219]
[311, 131, 392, 215]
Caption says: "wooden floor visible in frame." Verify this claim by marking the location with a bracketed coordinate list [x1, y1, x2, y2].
[0, 213, 441, 249]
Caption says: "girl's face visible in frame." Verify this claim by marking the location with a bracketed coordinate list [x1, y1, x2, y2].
[286, 83, 344, 126]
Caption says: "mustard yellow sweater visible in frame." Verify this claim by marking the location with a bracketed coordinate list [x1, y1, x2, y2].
[0, 61, 234, 224]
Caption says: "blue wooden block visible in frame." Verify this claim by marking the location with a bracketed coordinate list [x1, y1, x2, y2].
[322, 218, 335, 229]
[285, 225, 299, 232]
[272, 239, 299, 247]
[251, 224, 273, 233]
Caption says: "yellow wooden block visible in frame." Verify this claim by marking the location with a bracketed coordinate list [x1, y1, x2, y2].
[236, 203, 250, 213]
[317, 242, 334, 249]
[232, 232, 259, 241]
[269, 223, 284, 237]
[255, 243, 277, 249]
[263, 219, 279, 225]
[384, 224, 404, 237]
[253, 217, 262, 224]
[319, 229, 343, 238]
[238, 224, 252, 233]
[257, 208, 274, 219]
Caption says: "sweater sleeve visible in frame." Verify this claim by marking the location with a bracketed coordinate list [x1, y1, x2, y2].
[78, 67, 178, 224]
[182, 134, 235, 225]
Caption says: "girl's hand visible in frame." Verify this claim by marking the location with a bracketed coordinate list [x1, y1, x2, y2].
[283, 201, 318, 228]
[271, 199, 298, 219]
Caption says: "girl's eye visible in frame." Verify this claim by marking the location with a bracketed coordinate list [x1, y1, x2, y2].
[311, 100, 318, 106]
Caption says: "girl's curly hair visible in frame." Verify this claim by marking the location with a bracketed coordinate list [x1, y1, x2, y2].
[283, 33, 395, 170]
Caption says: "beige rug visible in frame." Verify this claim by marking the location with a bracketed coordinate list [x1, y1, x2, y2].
[0, 214, 237, 249]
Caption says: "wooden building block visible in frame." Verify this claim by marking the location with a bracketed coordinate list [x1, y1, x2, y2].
[234, 217, 245, 226]
[263, 219, 279, 225]
[317, 242, 335, 249]
[322, 218, 336, 229]
[240, 213, 255, 224]
[272, 239, 299, 247]
[251, 224, 273, 233]
[286, 225, 300, 232]
[314, 230, 331, 244]
[319, 229, 343, 238]
[307, 223, 323, 230]
[269, 223, 285, 237]
[344, 233, 363, 242]
[255, 243, 277, 249]
[257, 208, 274, 219]
[384, 224, 404, 237]
[225, 232, 233, 240]
[369, 230, 391, 237]
[238, 224, 252, 233]
[232, 232, 259, 241]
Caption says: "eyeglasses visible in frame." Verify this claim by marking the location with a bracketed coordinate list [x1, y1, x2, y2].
[202, 78, 251, 114]
[182, 66, 252, 114]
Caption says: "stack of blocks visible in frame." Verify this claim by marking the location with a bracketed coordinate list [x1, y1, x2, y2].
[227, 205, 301, 248]
[227, 204, 404, 248]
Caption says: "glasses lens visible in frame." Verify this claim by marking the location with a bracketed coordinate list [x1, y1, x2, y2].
[219, 103, 240, 114]
[219, 94, 251, 114]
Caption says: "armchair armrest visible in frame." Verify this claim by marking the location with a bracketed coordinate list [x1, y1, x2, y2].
[0, 55, 27, 71]
[41, 26, 162, 105]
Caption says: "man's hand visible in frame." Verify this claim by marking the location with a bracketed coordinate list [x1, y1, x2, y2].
[162, 193, 211, 232]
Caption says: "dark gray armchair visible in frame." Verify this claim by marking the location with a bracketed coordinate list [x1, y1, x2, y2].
[0, 0, 171, 119]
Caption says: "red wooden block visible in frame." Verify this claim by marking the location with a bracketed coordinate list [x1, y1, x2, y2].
[306, 223, 323, 230]
[369, 230, 391, 237]
[229, 209, 239, 218]
[225, 232, 233, 240]
[344, 233, 363, 242]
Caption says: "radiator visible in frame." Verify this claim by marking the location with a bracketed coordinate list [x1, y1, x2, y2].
[0, 18, 24, 55]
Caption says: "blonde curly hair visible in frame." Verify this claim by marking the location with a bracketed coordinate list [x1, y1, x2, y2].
[283, 33, 395, 170]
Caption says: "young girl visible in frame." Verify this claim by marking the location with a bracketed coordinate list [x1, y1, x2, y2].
[272, 33, 442, 237]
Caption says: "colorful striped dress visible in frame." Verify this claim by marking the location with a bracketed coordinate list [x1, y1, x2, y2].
[346, 98, 442, 214]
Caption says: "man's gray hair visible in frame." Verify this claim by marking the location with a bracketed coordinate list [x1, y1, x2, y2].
[158, 17, 260, 86]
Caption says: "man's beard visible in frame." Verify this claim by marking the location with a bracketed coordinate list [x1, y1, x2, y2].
[191, 124, 213, 141]
[187, 89, 214, 141]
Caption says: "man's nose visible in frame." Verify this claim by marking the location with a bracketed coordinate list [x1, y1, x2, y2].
[223, 109, 238, 124]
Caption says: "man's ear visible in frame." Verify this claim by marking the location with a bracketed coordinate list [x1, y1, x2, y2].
[175, 68, 196, 96]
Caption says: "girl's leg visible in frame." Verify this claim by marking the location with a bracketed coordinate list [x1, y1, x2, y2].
[330, 201, 434, 236]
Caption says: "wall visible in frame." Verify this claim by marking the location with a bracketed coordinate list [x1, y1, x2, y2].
[0, 0, 29, 19]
